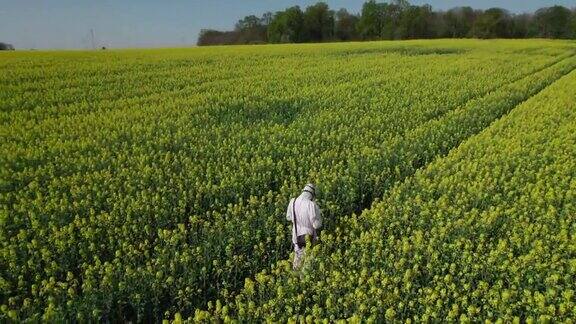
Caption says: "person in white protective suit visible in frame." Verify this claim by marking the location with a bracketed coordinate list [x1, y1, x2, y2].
[286, 183, 322, 270]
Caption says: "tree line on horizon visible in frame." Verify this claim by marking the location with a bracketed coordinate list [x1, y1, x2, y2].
[0, 42, 15, 50]
[197, 0, 576, 46]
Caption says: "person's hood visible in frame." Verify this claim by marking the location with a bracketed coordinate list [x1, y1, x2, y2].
[299, 191, 314, 201]
[302, 183, 316, 197]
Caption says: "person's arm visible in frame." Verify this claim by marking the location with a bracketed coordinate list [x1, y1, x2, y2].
[311, 203, 322, 229]
[286, 198, 294, 222]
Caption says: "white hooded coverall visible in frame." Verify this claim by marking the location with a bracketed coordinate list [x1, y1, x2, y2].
[286, 189, 322, 269]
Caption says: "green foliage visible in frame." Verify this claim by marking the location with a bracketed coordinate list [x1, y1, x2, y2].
[534, 6, 575, 39]
[199, 1, 576, 46]
[357, 0, 385, 40]
[268, 6, 306, 43]
[442, 7, 476, 38]
[303, 2, 335, 42]
[334, 9, 359, 41]
[472, 8, 512, 39]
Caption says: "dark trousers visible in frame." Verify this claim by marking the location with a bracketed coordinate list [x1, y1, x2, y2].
[294, 233, 318, 249]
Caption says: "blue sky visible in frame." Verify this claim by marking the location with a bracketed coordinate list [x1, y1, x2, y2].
[1, 0, 574, 49]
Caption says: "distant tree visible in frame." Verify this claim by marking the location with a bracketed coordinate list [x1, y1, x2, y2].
[198, 0, 576, 45]
[572, 9, 576, 38]
[235, 15, 268, 44]
[268, 6, 305, 43]
[442, 7, 476, 38]
[357, 0, 405, 40]
[382, 1, 409, 39]
[303, 2, 335, 42]
[534, 6, 573, 38]
[426, 10, 447, 38]
[235, 15, 261, 31]
[0, 42, 15, 50]
[472, 8, 512, 38]
[261, 12, 273, 26]
[267, 14, 283, 43]
[357, 0, 384, 40]
[441, 9, 457, 37]
[509, 13, 535, 38]
[197, 29, 239, 46]
[335, 8, 360, 41]
[398, 4, 435, 39]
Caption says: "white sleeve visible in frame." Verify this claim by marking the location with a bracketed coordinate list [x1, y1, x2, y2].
[286, 198, 294, 222]
[311, 203, 322, 229]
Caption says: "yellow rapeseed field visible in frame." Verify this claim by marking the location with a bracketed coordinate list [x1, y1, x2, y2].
[1, 39, 575, 322]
